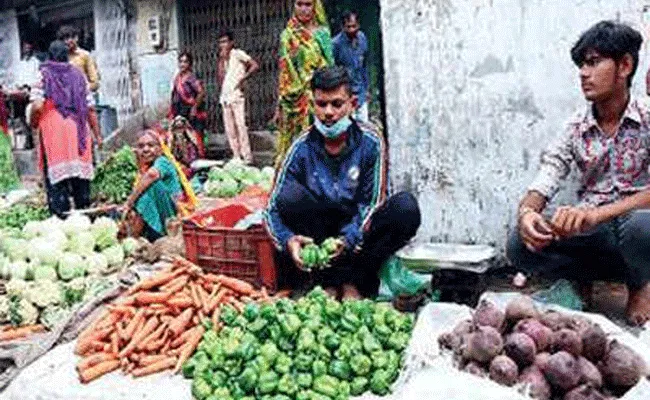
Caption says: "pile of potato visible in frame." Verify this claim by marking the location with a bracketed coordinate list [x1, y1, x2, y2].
[438, 296, 647, 399]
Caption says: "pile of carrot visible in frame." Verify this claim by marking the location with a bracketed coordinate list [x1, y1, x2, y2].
[0, 324, 45, 342]
[75, 256, 273, 384]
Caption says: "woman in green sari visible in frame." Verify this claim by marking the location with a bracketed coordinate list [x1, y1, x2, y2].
[122, 129, 197, 241]
[274, 0, 334, 165]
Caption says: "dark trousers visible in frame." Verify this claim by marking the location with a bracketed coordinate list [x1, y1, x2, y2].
[506, 210, 650, 291]
[276, 184, 421, 296]
[45, 177, 91, 218]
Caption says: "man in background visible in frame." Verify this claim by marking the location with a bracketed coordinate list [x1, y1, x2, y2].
[217, 30, 259, 165]
[333, 10, 370, 123]
[57, 25, 102, 148]
[12, 41, 41, 148]
[15, 41, 40, 91]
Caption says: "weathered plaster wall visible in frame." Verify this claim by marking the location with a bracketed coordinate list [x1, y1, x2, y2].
[381, 0, 650, 247]
[94, 0, 138, 123]
[0, 9, 20, 87]
[135, 0, 179, 109]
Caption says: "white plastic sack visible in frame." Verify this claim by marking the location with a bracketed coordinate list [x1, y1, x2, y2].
[402, 292, 650, 400]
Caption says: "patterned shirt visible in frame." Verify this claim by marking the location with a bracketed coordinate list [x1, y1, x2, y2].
[529, 97, 650, 206]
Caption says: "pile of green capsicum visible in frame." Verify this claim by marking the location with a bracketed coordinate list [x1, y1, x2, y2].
[183, 287, 413, 400]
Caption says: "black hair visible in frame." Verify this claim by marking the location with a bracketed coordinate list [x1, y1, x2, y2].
[342, 10, 359, 24]
[218, 29, 234, 41]
[178, 51, 193, 66]
[48, 40, 69, 62]
[56, 25, 79, 40]
[571, 20, 643, 87]
[311, 66, 352, 94]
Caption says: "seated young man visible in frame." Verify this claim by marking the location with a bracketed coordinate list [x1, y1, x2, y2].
[507, 21, 650, 326]
[265, 66, 421, 299]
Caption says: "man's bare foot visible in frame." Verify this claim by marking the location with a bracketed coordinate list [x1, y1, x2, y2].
[626, 283, 650, 326]
[341, 284, 362, 300]
[324, 286, 339, 299]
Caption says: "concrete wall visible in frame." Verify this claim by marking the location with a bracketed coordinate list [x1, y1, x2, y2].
[135, 0, 179, 109]
[0, 9, 20, 87]
[380, 0, 650, 247]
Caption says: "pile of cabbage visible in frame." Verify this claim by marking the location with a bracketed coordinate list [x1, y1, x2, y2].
[204, 159, 275, 198]
[0, 213, 139, 329]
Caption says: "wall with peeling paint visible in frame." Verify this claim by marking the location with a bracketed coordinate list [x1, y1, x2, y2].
[380, 0, 650, 247]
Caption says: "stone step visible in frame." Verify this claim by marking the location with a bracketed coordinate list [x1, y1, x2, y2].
[206, 130, 276, 153]
[12, 149, 38, 177]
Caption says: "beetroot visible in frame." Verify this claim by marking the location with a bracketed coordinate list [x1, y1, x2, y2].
[568, 316, 594, 336]
[540, 310, 569, 331]
[577, 357, 603, 388]
[463, 361, 488, 377]
[463, 326, 504, 363]
[581, 324, 607, 362]
[553, 329, 583, 356]
[514, 318, 553, 352]
[534, 352, 551, 372]
[564, 384, 607, 400]
[599, 340, 645, 389]
[473, 300, 506, 332]
[505, 295, 540, 323]
[504, 332, 537, 367]
[489, 355, 519, 386]
[544, 351, 581, 391]
[519, 366, 552, 400]
[438, 332, 460, 351]
[453, 319, 474, 336]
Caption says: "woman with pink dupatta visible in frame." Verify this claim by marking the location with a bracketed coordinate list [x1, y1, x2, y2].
[169, 52, 207, 138]
[30, 41, 101, 217]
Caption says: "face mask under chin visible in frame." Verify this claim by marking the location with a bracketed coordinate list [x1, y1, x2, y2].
[315, 116, 353, 140]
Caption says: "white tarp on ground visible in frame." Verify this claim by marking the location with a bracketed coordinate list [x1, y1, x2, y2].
[3, 292, 650, 399]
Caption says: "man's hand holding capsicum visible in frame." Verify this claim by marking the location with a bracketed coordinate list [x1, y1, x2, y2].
[287, 235, 313, 270]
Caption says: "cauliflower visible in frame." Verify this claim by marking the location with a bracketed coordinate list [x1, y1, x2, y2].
[65, 232, 96, 257]
[30, 237, 63, 267]
[44, 229, 68, 250]
[8, 296, 39, 327]
[26, 280, 62, 308]
[9, 260, 32, 280]
[85, 276, 115, 299]
[102, 245, 125, 267]
[32, 265, 58, 281]
[91, 217, 119, 251]
[62, 213, 91, 236]
[22, 220, 45, 239]
[15, 298, 38, 326]
[58, 253, 86, 281]
[3, 238, 29, 262]
[121, 237, 140, 257]
[40, 305, 70, 330]
[85, 253, 109, 276]
[0, 296, 9, 323]
[6, 279, 29, 297]
[0, 256, 10, 279]
[62, 278, 86, 307]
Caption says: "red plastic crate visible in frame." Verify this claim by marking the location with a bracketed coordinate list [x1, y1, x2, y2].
[182, 203, 277, 291]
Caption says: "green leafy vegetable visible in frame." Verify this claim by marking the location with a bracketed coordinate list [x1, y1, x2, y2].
[91, 146, 137, 204]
